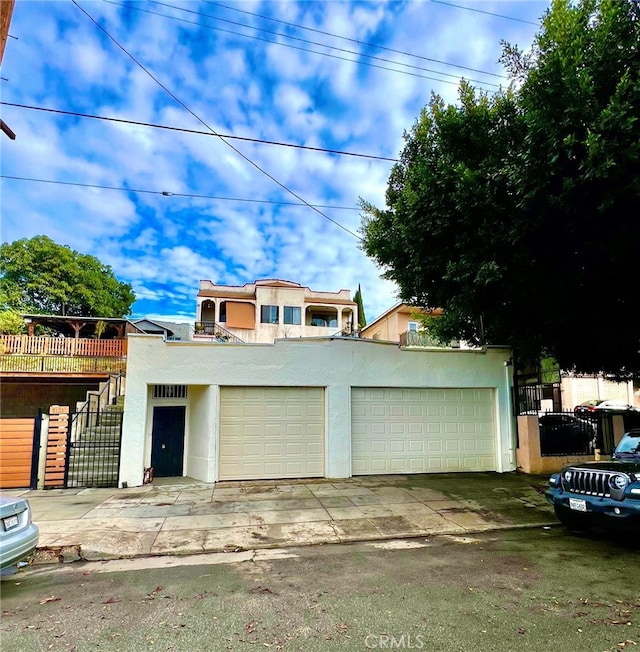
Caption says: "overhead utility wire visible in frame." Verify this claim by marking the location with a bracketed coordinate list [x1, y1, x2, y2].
[105, 0, 498, 90]
[430, 1, 539, 26]
[0, 102, 399, 163]
[73, 1, 362, 240]
[205, 0, 508, 80]
[148, 0, 500, 88]
[0, 175, 360, 211]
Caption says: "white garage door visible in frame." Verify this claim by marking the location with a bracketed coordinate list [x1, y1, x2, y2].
[352, 388, 496, 474]
[219, 387, 324, 480]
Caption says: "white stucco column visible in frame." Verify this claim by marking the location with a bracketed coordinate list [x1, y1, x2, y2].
[119, 376, 148, 488]
[325, 383, 351, 478]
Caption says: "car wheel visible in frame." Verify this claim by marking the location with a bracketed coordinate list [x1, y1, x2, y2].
[554, 505, 590, 533]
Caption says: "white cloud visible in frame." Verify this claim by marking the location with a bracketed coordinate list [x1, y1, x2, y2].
[0, 0, 547, 324]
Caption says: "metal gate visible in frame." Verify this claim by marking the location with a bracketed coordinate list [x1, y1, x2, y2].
[515, 383, 562, 415]
[65, 409, 123, 488]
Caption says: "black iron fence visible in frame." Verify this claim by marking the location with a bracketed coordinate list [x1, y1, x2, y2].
[539, 411, 596, 456]
[193, 322, 245, 343]
[65, 409, 123, 488]
[538, 409, 640, 457]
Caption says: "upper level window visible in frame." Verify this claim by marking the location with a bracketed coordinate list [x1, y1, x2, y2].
[261, 305, 279, 324]
[283, 306, 301, 325]
[311, 313, 337, 328]
[219, 301, 227, 322]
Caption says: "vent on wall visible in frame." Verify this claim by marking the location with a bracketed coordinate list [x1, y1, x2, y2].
[153, 385, 187, 399]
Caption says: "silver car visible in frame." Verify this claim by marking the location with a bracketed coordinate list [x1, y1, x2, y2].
[0, 494, 39, 576]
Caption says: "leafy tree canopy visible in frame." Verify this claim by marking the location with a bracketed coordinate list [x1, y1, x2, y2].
[0, 235, 135, 318]
[360, 0, 640, 376]
[0, 309, 25, 335]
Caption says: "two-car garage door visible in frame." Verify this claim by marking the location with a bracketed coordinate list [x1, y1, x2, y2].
[218, 386, 497, 480]
[219, 387, 324, 480]
[351, 388, 496, 474]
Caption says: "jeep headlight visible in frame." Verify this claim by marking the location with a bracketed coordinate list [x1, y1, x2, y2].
[609, 474, 628, 491]
[564, 470, 572, 482]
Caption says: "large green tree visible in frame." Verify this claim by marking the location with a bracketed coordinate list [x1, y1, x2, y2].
[361, 0, 640, 376]
[0, 235, 135, 317]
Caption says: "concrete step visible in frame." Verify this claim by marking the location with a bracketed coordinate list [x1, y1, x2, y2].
[68, 458, 119, 468]
[67, 471, 118, 479]
[68, 464, 119, 474]
[76, 430, 121, 439]
[67, 475, 119, 484]
[68, 453, 119, 462]
[86, 418, 122, 428]
[70, 441, 120, 449]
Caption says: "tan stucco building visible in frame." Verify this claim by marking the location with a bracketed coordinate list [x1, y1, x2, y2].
[196, 279, 357, 343]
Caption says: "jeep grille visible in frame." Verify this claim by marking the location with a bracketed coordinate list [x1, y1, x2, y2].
[563, 469, 613, 497]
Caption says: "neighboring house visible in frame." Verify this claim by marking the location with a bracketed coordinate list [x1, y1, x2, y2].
[362, 304, 638, 412]
[560, 373, 637, 412]
[119, 334, 515, 487]
[195, 279, 357, 343]
[133, 318, 192, 342]
[360, 302, 455, 347]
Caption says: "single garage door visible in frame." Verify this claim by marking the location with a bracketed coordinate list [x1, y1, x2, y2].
[219, 387, 324, 480]
[352, 388, 496, 474]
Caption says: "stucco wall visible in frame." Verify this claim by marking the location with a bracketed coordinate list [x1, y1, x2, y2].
[185, 385, 217, 482]
[561, 376, 637, 410]
[516, 414, 627, 474]
[120, 336, 515, 487]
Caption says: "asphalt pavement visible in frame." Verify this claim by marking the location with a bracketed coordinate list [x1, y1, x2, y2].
[6, 472, 557, 565]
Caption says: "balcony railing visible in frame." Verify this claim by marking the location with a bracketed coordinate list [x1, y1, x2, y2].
[193, 322, 245, 344]
[0, 335, 126, 357]
[399, 330, 458, 348]
[0, 335, 127, 375]
[0, 355, 127, 374]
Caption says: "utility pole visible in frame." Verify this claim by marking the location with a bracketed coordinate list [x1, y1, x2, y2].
[1, 0, 16, 140]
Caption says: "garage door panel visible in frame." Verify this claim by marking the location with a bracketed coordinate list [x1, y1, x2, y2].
[352, 387, 496, 474]
[389, 440, 406, 453]
[286, 405, 302, 418]
[219, 387, 324, 480]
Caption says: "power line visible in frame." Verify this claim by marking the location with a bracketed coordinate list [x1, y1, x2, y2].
[104, 0, 501, 90]
[205, 0, 509, 80]
[149, 0, 502, 87]
[0, 175, 360, 211]
[430, 0, 540, 26]
[0, 101, 399, 162]
[73, 1, 363, 240]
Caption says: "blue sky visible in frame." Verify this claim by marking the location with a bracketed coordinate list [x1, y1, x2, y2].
[1, 0, 548, 324]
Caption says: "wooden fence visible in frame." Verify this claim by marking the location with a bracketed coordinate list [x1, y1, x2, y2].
[0, 417, 36, 489]
[44, 407, 69, 489]
[0, 335, 127, 357]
